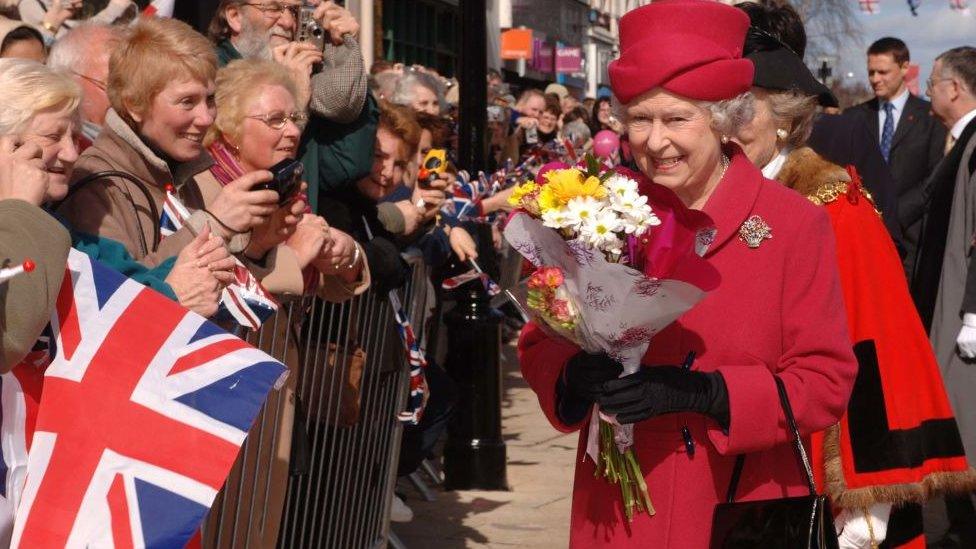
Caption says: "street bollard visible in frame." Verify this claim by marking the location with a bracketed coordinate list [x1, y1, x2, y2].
[442, 224, 509, 491]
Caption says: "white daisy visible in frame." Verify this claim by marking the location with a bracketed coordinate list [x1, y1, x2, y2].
[542, 207, 575, 230]
[565, 196, 604, 229]
[581, 208, 623, 252]
[609, 189, 649, 213]
[605, 174, 640, 198]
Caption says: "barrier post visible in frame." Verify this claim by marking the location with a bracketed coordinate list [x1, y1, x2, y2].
[442, 223, 509, 490]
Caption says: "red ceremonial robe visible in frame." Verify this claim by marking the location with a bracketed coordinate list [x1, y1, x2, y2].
[777, 148, 976, 549]
[519, 147, 858, 548]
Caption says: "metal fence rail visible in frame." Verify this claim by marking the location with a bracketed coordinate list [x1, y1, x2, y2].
[204, 256, 431, 548]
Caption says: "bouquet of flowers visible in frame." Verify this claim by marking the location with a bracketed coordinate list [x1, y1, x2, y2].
[504, 156, 720, 521]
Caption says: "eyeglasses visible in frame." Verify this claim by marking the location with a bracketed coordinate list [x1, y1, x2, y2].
[926, 77, 952, 91]
[241, 2, 300, 20]
[71, 70, 106, 91]
[246, 111, 308, 129]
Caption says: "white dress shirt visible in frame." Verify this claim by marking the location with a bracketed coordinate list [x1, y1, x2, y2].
[877, 89, 910, 142]
[950, 108, 976, 140]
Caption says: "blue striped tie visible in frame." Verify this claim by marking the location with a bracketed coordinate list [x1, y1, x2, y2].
[880, 102, 895, 163]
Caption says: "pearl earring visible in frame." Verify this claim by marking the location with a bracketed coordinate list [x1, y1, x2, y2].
[720, 135, 730, 144]
[776, 128, 789, 141]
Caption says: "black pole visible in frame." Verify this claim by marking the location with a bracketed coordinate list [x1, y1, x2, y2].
[443, 223, 509, 491]
[457, 0, 488, 174]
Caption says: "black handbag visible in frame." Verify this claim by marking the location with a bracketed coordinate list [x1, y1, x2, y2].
[709, 376, 839, 549]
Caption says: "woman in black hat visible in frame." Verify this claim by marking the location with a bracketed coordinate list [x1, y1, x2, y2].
[733, 27, 976, 549]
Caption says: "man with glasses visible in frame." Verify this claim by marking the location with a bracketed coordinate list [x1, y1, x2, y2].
[208, 0, 376, 208]
[914, 45, 976, 549]
[47, 22, 124, 149]
[847, 37, 947, 286]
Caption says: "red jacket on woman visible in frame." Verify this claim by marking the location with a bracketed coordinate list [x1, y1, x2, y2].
[519, 148, 858, 548]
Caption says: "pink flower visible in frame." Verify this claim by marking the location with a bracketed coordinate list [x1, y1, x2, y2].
[527, 266, 566, 290]
[541, 267, 565, 288]
[549, 299, 572, 322]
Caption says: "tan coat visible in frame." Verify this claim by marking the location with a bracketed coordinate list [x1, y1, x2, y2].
[58, 110, 243, 267]
[0, 200, 71, 372]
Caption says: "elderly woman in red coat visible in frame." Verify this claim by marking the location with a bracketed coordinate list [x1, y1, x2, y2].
[517, 1, 858, 547]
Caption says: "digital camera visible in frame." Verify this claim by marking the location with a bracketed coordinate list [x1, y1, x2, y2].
[259, 158, 304, 206]
[298, 4, 327, 52]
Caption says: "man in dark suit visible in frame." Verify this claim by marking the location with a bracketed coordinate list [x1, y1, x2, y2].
[846, 37, 947, 283]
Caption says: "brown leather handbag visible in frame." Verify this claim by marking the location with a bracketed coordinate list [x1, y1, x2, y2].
[305, 342, 366, 428]
[709, 376, 839, 549]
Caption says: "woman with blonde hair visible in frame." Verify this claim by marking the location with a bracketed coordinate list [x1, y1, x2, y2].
[0, 58, 231, 542]
[195, 57, 370, 302]
[58, 16, 282, 273]
[189, 58, 371, 547]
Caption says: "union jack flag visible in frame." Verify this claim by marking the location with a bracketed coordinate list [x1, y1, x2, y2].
[8, 249, 286, 547]
[160, 190, 278, 330]
[441, 269, 502, 296]
[391, 292, 429, 425]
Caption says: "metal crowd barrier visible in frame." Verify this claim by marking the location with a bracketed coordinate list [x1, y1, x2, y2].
[204, 254, 433, 548]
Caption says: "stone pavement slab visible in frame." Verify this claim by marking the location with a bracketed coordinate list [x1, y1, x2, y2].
[392, 340, 576, 548]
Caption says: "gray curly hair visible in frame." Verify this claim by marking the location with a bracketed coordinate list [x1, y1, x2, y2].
[391, 70, 446, 114]
[612, 91, 755, 137]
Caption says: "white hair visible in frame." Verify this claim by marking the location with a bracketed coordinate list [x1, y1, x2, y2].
[47, 22, 122, 75]
[0, 58, 80, 135]
[612, 91, 755, 137]
[391, 70, 445, 113]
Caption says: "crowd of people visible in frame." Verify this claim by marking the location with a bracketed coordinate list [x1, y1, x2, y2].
[0, 0, 975, 548]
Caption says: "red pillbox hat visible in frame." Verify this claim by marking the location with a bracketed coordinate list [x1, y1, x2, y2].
[608, 0, 754, 104]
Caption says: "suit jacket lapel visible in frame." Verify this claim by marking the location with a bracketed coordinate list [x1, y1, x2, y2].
[890, 95, 923, 152]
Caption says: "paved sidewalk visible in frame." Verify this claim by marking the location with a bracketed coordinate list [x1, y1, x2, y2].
[392, 340, 577, 548]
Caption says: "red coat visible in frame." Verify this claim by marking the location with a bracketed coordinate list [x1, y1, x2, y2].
[776, 149, 976, 549]
[519, 148, 858, 548]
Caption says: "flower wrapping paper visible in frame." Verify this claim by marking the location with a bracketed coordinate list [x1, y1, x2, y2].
[504, 173, 720, 461]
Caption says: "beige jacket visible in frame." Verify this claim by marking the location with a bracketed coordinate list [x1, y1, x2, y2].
[58, 109, 246, 267]
[0, 199, 71, 372]
[186, 169, 371, 302]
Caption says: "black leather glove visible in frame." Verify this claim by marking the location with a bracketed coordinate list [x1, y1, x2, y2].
[564, 352, 624, 403]
[598, 366, 730, 427]
[556, 352, 623, 425]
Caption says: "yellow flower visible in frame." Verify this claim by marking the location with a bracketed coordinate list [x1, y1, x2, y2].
[508, 181, 538, 207]
[543, 169, 607, 207]
[537, 185, 559, 212]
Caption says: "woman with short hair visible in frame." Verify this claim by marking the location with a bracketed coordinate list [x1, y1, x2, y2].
[197, 58, 370, 302]
[391, 69, 444, 116]
[0, 57, 231, 535]
[59, 16, 280, 271]
[518, 2, 857, 546]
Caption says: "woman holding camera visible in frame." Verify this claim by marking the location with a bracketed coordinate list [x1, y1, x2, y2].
[193, 58, 370, 300]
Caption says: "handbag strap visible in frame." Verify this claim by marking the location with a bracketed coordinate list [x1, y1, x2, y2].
[725, 376, 817, 503]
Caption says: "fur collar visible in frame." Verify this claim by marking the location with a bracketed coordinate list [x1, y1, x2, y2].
[774, 146, 851, 199]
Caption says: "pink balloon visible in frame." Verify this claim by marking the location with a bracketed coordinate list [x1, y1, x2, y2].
[593, 130, 621, 159]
